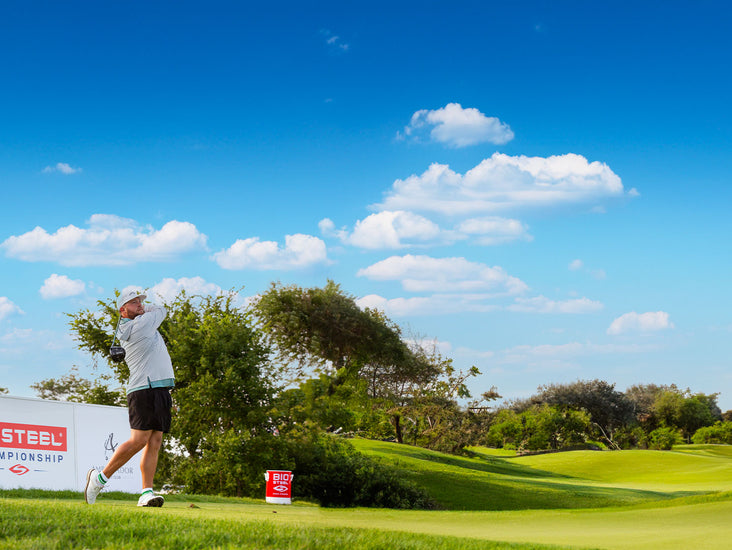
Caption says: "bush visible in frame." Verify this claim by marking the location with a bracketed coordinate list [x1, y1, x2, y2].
[288, 430, 437, 509]
[692, 421, 732, 444]
[649, 427, 681, 450]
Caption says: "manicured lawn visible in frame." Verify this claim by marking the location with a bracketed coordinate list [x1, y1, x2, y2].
[2, 442, 731, 549]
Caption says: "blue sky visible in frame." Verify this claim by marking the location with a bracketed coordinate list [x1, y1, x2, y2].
[1, 1, 731, 409]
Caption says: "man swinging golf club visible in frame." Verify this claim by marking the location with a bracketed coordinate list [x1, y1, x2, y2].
[85, 288, 175, 507]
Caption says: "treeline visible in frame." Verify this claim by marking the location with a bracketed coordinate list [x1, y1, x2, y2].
[485, 380, 727, 452]
[29, 281, 732, 506]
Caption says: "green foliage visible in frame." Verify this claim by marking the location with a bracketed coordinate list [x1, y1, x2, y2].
[692, 421, 732, 444]
[254, 281, 480, 449]
[66, 294, 130, 382]
[30, 366, 125, 406]
[650, 388, 720, 442]
[485, 404, 591, 452]
[286, 430, 436, 509]
[648, 427, 681, 450]
[537, 380, 634, 449]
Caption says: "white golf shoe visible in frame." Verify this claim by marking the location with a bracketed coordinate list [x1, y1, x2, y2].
[137, 491, 165, 507]
[84, 469, 105, 504]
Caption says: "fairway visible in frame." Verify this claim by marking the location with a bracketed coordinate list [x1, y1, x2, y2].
[3, 443, 732, 549]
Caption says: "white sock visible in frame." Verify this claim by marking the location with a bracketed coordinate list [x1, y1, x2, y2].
[141, 487, 154, 495]
[98, 472, 109, 484]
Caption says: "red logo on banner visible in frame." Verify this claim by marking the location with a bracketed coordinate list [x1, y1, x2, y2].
[0, 422, 67, 452]
[10, 464, 30, 475]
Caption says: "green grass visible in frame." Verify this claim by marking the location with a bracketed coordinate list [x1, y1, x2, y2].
[0, 497, 569, 550]
[350, 439, 722, 510]
[2, 442, 732, 549]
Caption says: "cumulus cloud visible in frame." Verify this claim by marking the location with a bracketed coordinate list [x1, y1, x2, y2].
[357, 254, 528, 294]
[322, 213, 532, 250]
[42, 162, 81, 175]
[376, 153, 626, 216]
[213, 233, 328, 270]
[400, 103, 514, 148]
[356, 293, 502, 316]
[569, 259, 584, 271]
[148, 277, 226, 303]
[456, 216, 533, 245]
[607, 311, 674, 335]
[40, 274, 86, 299]
[0, 297, 24, 321]
[321, 211, 442, 249]
[507, 295, 603, 314]
[1, 215, 207, 266]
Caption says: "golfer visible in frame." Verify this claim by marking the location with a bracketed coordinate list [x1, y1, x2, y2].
[84, 289, 175, 507]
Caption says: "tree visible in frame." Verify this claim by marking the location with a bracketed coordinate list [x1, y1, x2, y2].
[31, 367, 125, 406]
[652, 388, 720, 442]
[692, 421, 732, 444]
[625, 383, 672, 427]
[537, 380, 634, 449]
[253, 281, 454, 444]
[485, 404, 591, 452]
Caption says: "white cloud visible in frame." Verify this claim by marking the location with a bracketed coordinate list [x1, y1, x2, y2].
[607, 311, 674, 335]
[356, 293, 501, 316]
[1, 215, 207, 266]
[323, 212, 531, 249]
[322, 211, 442, 249]
[493, 340, 662, 368]
[357, 254, 528, 294]
[568, 259, 606, 280]
[0, 297, 24, 321]
[42, 162, 81, 175]
[508, 295, 604, 314]
[456, 216, 533, 245]
[377, 153, 626, 216]
[322, 29, 349, 52]
[401, 103, 514, 148]
[148, 277, 225, 303]
[39, 274, 86, 299]
[213, 233, 328, 270]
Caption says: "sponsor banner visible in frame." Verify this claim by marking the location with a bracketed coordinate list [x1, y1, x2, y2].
[74, 402, 140, 491]
[0, 397, 75, 491]
[0, 396, 141, 493]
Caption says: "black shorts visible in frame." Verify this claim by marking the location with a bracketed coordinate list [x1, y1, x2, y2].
[127, 387, 173, 433]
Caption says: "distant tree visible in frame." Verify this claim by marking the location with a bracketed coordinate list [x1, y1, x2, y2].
[31, 367, 125, 406]
[692, 421, 732, 445]
[486, 404, 591, 452]
[625, 383, 672, 427]
[652, 388, 720, 442]
[536, 380, 634, 449]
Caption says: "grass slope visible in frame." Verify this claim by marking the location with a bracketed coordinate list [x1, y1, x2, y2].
[351, 439, 732, 510]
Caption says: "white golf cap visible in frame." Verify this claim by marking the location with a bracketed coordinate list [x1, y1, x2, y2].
[117, 289, 147, 309]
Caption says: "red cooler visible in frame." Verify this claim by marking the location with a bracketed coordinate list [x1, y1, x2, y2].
[264, 470, 293, 504]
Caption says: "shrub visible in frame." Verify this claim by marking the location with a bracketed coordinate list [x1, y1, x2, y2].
[692, 421, 732, 444]
[288, 430, 437, 509]
[649, 427, 681, 450]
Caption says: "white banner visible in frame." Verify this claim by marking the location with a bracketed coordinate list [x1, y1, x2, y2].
[0, 396, 142, 493]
